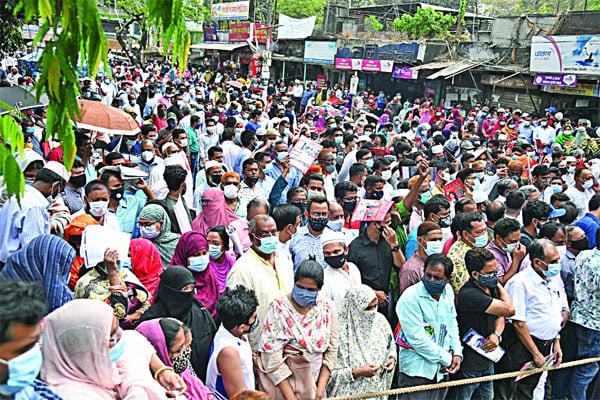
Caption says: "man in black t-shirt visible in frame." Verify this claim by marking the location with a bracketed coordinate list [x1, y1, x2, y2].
[447, 248, 516, 400]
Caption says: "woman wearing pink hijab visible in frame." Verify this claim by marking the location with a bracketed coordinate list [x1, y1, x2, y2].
[41, 299, 186, 399]
[191, 188, 239, 236]
[130, 238, 164, 303]
[136, 318, 215, 400]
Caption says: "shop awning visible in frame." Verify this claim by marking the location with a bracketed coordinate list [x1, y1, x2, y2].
[190, 43, 248, 51]
[412, 61, 454, 71]
[427, 60, 486, 80]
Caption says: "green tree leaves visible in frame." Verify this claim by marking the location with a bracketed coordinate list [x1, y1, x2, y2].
[365, 16, 383, 32]
[393, 7, 457, 39]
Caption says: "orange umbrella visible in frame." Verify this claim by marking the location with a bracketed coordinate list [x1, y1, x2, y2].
[74, 99, 140, 136]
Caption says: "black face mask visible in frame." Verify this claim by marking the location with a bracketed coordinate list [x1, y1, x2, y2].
[110, 186, 124, 201]
[70, 174, 86, 188]
[343, 199, 357, 213]
[370, 190, 384, 200]
[210, 173, 223, 185]
[291, 201, 306, 214]
[324, 254, 346, 269]
[570, 237, 590, 251]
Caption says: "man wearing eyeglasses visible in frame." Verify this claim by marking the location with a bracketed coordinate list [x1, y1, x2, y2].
[227, 215, 293, 350]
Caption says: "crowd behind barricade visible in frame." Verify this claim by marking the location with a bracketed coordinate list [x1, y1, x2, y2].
[2, 56, 600, 400]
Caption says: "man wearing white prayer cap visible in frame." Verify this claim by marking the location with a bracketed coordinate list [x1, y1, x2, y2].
[320, 230, 362, 309]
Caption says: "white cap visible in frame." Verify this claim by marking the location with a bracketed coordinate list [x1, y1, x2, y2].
[473, 149, 487, 160]
[165, 154, 182, 166]
[473, 190, 488, 204]
[498, 134, 508, 141]
[321, 230, 346, 247]
[161, 142, 177, 155]
[44, 161, 70, 182]
[256, 127, 267, 137]
[565, 156, 577, 163]
[17, 149, 44, 172]
[205, 160, 221, 170]
[431, 145, 444, 154]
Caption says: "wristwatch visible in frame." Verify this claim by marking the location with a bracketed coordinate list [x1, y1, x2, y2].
[391, 244, 401, 252]
[493, 331, 503, 342]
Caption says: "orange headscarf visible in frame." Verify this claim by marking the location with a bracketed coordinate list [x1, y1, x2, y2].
[64, 214, 99, 290]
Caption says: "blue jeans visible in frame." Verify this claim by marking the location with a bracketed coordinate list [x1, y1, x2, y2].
[551, 321, 578, 399]
[569, 324, 600, 400]
[446, 365, 494, 400]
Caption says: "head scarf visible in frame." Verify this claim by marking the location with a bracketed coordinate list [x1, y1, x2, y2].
[41, 299, 119, 397]
[139, 204, 180, 267]
[191, 188, 239, 235]
[330, 285, 395, 397]
[136, 319, 213, 400]
[130, 239, 163, 300]
[136, 266, 217, 382]
[169, 232, 219, 319]
[64, 215, 99, 289]
[0, 235, 75, 312]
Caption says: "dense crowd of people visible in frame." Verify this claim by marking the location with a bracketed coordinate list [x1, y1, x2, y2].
[1, 56, 600, 400]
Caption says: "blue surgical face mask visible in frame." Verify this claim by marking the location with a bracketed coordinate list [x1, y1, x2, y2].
[421, 277, 446, 296]
[0, 345, 43, 395]
[277, 151, 288, 162]
[475, 172, 484, 181]
[109, 337, 126, 363]
[541, 261, 561, 278]
[188, 254, 210, 272]
[292, 285, 318, 308]
[327, 218, 344, 232]
[126, 139, 136, 147]
[208, 244, 223, 260]
[335, 136, 343, 145]
[25, 127, 35, 135]
[551, 184, 563, 193]
[420, 191, 432, 204]
[471, 233, 488, 248]
[365, 159, 374, 169]
[256, 235, 279, 254]
[503, 242, 517, 253]
[325, 165, 336, 173]
[307, 189, 323, 199]
[424, 240, 443, 256]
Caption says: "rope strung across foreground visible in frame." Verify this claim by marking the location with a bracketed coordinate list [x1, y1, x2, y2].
[325, 357, 600, 400]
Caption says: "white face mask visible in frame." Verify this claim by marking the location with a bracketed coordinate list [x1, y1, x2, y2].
[88, 200, 108, 217]
[141, 151, 154, 162]
[223, 184, 239, 199]
[177, 139, 188, 148]
[381, 170, 392, 181]
[141, 225, 160, 239]
[206, 126, 216, 134]
[327, 218, 344, 232]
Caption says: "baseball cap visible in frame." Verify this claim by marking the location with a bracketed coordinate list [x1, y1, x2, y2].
[461, 141, 475, 150]
[545, 107, 557, 114]
[167, 112, 177, 121]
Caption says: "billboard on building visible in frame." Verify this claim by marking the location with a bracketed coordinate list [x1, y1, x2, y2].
[211, 1, 249, 21]
[530, 35, 600, 76]
[304, 41, 336, 65]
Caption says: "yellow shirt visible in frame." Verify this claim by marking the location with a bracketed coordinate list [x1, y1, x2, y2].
[226, 247, 294, 350]
[447, 239, 472, 294]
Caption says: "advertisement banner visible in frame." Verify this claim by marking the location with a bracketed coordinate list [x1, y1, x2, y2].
[541, 82, 600, 97]
[393, 66, 419, 79]
[316, 74, 327, 89]
[533, 73, 577, 87]
[277, 14, 316, 39]
[211, 1, 249, 21]
[361, 59, 381, 72]
[304, 41, 336, 65]
[203, 24, 218, 42]
[530, 35, 600, 76]
[335, 58, 393, 73]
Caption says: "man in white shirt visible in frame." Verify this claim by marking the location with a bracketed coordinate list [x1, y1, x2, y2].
[495, 239, 564, 400]
[321, 230, 361, 310]
[533, 118, 556, 151]
[272, 204, 303, 265]
[220, 128, 241, 172]
[565, 167, 600, 219]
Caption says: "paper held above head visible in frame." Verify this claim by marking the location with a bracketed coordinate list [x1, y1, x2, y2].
[98, 165, 149, 180]
[81, 225, 130, 267]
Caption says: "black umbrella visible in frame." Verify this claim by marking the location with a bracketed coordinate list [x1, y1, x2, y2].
[0, 86, 49, 114]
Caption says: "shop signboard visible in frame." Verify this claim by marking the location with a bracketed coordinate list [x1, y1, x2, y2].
[393, 66, 419, 79]
[229, 23, 268, 43]
[334, 58, 393, 72]
[530, 35, 600, 76]
[533, 73, 577, 87]
[541, 82, 600, 97]
[211, 1, 249, 21]
[304, 41, 336, 65]
[335, 58, 353, 70]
